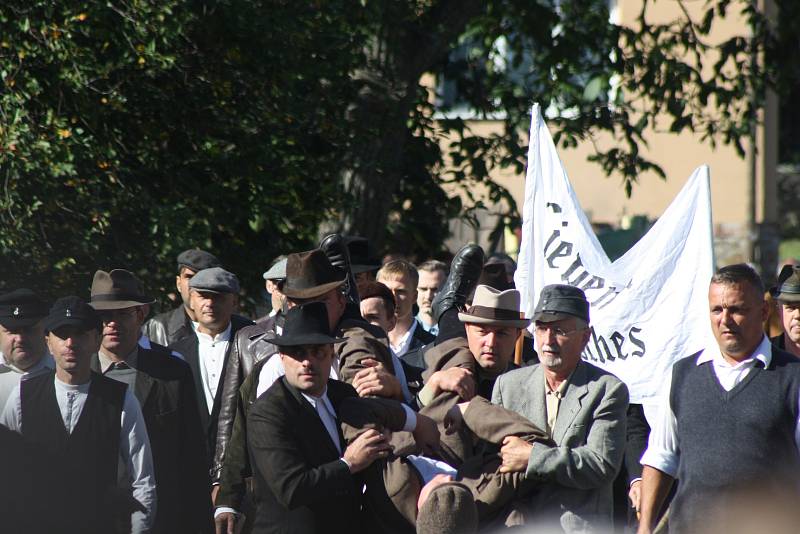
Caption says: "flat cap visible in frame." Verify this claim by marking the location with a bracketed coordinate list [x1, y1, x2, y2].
[44, 296, 101, 333]
[533, 284, 590, 323]
[177, 249, 222, 272]
[262, 258, 287, 281]
[189, 267, 240, 294]
[0, 289, 49, 328]
[416, 482, 478, 534]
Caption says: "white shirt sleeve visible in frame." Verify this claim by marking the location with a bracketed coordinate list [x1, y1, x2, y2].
[0, 384, 21, 432]
[401, 403, 417, 432]
[639, 381, 679, 478]
[119, 389, 158, 534]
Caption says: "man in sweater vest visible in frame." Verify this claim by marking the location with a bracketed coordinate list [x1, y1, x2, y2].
[1, 296, 156, 533]
[638, 264, 800, 534]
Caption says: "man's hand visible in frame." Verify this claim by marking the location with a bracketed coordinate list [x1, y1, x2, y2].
[629, 479, 642, 516]
[343, 428, 393, 473]
[443, 401, 470, 434]
[412, 413, 440, 455]
[499, 435, 532, 473]
[353, 359, 403, 400]
[215, 512, 237, 534]
[428, 367, 475, 400]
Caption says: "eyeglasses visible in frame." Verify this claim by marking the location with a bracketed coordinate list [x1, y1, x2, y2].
[534, 324, 585, 339]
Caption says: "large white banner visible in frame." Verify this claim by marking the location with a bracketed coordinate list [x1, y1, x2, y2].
[515, 104, 714, 404]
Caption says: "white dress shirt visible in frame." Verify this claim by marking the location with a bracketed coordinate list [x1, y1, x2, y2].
[197, 323, 232, 413]
[0, 354, 54, 413]
[1, 374, 157, 533]
[390, 319, 417, 358]
[641, 336, 800, 477]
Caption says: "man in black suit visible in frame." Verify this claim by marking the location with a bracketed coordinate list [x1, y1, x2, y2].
[170, 267, 254, 459]
[88, 269, 213, 533]
[247, 302, 440, 534]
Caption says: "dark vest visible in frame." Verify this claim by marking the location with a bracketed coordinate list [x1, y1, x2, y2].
[669, 350, 800, 532]
[21, 371, 126, 533]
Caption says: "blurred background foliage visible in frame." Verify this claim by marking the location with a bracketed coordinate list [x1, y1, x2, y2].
[1, 0, 797, 312]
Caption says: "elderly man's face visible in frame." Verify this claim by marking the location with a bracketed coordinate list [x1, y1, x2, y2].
[780, 302, 800, 346]
[280, 344, 334, 397]
[466, 323, 520, 374]
[0, 321, 47, 371]
[709, 282, 768, 361]
[534, 317, 590, 375]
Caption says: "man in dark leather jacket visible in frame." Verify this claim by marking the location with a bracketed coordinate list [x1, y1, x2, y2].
[142, 249, 222, 346]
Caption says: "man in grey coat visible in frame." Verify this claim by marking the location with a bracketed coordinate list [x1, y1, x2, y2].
[492, 284, 629, 532]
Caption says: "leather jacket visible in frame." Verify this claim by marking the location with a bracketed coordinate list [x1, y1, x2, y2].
[142, 306, 193, 347]
[211, 314, 280, 483]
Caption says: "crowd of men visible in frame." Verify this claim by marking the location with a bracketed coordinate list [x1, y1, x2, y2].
[2, 235, 800, 534]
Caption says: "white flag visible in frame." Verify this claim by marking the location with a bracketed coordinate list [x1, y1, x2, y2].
[515, 104, 714, 404]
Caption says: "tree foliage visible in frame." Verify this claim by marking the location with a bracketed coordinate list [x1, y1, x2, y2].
[0, 0, 792, 308]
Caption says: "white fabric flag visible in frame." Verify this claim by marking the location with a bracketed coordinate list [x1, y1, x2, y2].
[515, 104, 714, 404]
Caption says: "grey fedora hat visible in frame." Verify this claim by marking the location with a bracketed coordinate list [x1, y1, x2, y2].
[772, 265, 800, 303]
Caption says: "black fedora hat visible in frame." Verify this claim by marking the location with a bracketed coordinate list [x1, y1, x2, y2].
[345, 236, 381, 274]
[282, 249, 347, 300]
[772, 265, 800, 303]
[266, 302, 345, 347]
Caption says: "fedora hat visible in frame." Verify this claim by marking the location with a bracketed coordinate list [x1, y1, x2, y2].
[266, 302, 345, 347]
[89, 269, 155, 310]
[458, 284, 529, 328]
[282, 249, 347, 300]
[772, 265, 800, 303]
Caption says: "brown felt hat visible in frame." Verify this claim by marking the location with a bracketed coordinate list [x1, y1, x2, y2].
[89, 269, 155, 310]
[281, 249, 347, 300]
[416, 482, 477, 534]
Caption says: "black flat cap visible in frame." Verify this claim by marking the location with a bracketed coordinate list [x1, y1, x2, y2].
[188, 267, 240, 294]
[772, 265, 800, 303]
[534, 284, 590, 323]
[44, 296, 101, 333]
[0, 289, 49, 328]
[177, 249, 222, 272]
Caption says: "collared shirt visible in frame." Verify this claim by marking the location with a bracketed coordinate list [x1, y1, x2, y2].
[1, 375, 157, 533]
[545, 375, 571, 434]
[641, 335, 800, 477]
[0, 354, 54, 413]
[99, 348, 139, 389]
[416, 312, 439, 336]
[197, 323, 232, 413]
[390, 320, 418, 358]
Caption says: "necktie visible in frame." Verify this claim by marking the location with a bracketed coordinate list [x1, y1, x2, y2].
[65, 391, 78, 433]
[316, 400, 342, 454]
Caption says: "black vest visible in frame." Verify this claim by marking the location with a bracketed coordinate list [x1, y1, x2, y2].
[669, 349, 800, 532]
[21, 371, 126, 533]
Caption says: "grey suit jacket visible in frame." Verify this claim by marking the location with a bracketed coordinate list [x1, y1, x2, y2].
[492, 360, 629, 533]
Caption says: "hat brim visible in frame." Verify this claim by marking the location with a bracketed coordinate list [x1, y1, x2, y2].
[774, 291, 800, 303]
[533, 311, 587, 323]
[0, 316, 45, 329]
[266, 333, 346, 347]
[351, 263, 380, 275]
[458, 312, 530, 329]
[281, 278, 345, 300]
[44, 318, 100, 333]
[90, 299, 155, 310]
